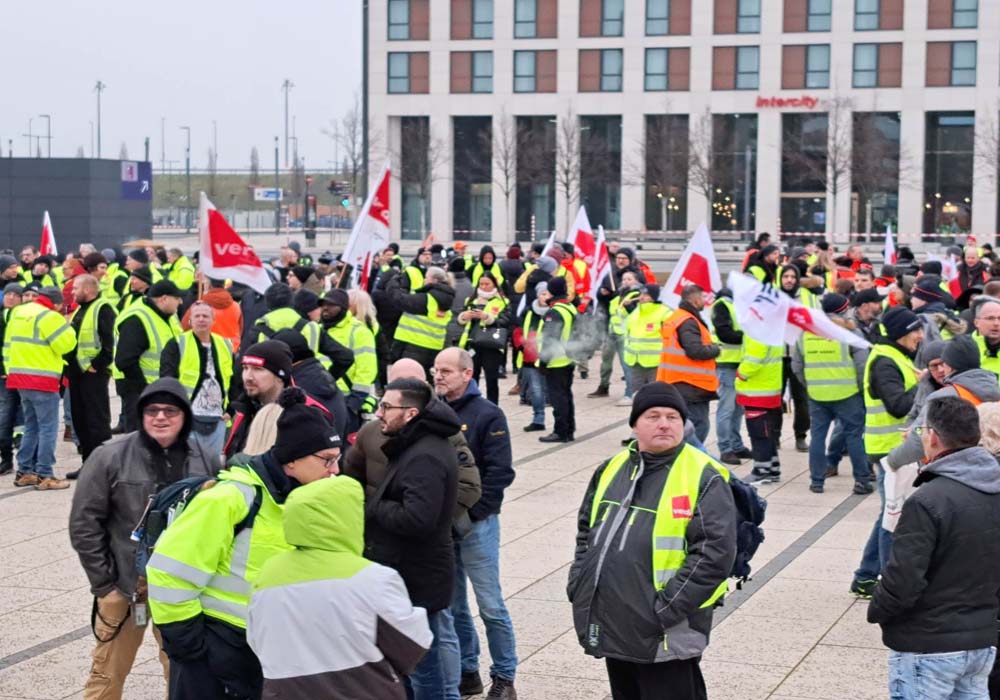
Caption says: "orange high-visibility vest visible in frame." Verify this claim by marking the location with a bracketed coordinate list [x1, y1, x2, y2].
[953, 383, 983, 406]
[657, 309, 720, 393]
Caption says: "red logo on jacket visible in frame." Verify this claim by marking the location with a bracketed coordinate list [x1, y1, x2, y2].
[671, 495, 693, 519]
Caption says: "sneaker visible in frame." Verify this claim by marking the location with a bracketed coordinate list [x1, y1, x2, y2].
[459, 670, 484, 696]
[0, 457, 12, 475]
[36, 476, 70, 490]
[486, 676, 517, 700]
[745, 468, 777, 485]
[539, 432, 571, 443]
[615, 396, 633, 407]
[734, 447, 753, 459]
[809, 483, 824, 493]
[825, 465, 839, 477]
[850, 578, 877, 599]
[853, 480, 875, 495]
[522, 423, 545, 433]
[795, 437, 808, 452]
[507, 383, 521, 396]
[13, 472, 40, 487]
[65, 469, 81, 480]
[587, 385, 609, 398]
[518, 399, 530, 406]
[719, 451, 742, 466]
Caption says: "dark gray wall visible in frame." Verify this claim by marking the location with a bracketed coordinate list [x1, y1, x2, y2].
[0, 159, 152, 253]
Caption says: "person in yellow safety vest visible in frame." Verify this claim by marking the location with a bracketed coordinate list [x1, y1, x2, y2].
[602, 271, 641, 406]
[148, 387, 342, 700]
[123, 248, 162, 284]
[385, 265, 456, 373]
[20, 255, 58, 287]
[65, 274, 117, 474]
[319, 288, 377, 432]
[850, 306, 923, 599]
[164, 247, 197, 294]
[745, 244, 781, 284]
[469, 245, 505, 289]
[971, 297, 1000, 377]
[113, 280, 184, 432]
[101, 256, 130, 308]
[657, 284, 720, 444]
[7, 286, 77, 490]
[568, 381, 736, 692]
[711, 288, 752, 465]
[515, 281, 550, 432]
[403, 247, 433, 293]
[623, 283, 670, 393]
[537, 276, 577, 443]
[735, 331, 785, 485]
[790, 293, 872, 496]
[456, 271, 513, 405]
[160, 301, 235, 459]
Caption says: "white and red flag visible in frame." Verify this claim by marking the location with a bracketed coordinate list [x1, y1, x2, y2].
[40, 211, 57, 256]
[661, 223, 722, 309]
[198, 192, 272, 294]
[342, 161, 391, 289]
[566, 207, 610, 287]
[883, 223, 897, 265]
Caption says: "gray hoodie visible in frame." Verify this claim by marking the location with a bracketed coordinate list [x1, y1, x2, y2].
[887, 369, 1000, 469]
[919, 445, 1000, 494]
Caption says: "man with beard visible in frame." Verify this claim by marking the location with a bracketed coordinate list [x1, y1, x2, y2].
[224, 340, 293, 458]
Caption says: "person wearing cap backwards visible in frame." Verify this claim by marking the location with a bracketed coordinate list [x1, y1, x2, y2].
[113, 280, 184, 432]
[850, 306, 924, 599]
[69, 377, 218, 700]
[148, 387, 342, 700]
[538, 276, 578, 443]
[568, 381, 736, 700]
[0, 282, 23, 475]
[225, 340, 295, 458]
[162, 247, 196, 294]
[624, 283, 671, 393]
[791, 293, 872, 495]
[320, 288, 377, 431]
[658, 284, 720, 444]
[7, 286, 77, 489]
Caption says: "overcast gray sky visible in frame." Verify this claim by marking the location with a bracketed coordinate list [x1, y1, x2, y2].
[0, 0, 361, 171]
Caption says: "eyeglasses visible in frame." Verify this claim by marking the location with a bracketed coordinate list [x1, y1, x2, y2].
[979, 316, 1000, 323]
[914, 425, 934, 437]
[377, 401, 413, 413]
[143, 406, 183, 419]
[311, 453, 339, 467]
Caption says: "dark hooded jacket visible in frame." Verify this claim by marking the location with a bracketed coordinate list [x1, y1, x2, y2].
[866, 338, 919, 457]
[69, 378, 219, 598]
[364, 398, 460, 612]
[598, 248, 639, 312]
[869, 446, 1000, 653]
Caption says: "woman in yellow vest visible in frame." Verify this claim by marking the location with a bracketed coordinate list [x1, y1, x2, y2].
[625, 283, 670, 393]
[457, 272, 512, 405]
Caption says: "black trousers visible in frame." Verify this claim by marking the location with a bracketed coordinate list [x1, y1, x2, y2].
[606, 657, 707, 700]
[745, 406, 783, 465]
[782, 356, 810, 439]
[389, 341, 438, 380]
[118, 378, 146, 433]
[69, 369, 111, 461]
[167, 620, 263, 700]
[543, 365, 575, 438]
[472, 347, 503, 405]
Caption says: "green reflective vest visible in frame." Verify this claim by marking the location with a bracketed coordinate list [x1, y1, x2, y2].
[863, 344, 917, 455]
[734, 337, 783, 400]
[255, 308, 327, 365]
[114, 303, 182, 384]
[459, 297, 508, 349]
[609, 291, 639, 336]
[624, 302, 670, 368]
[801, 334, 859, 402]
[166, 255, 196, 292]
[470, 261, 504, 289]
[516, 309, 543, 369]
[710, 298, 742, 364]
[71, 297, 114, 372]
[328, 312, 377, 400]
[974, 333, 1000, 377]
[100, 269, 128, 306]
[539, 302, 576, 368]
[394, 294, 452, 351]
[404, 266, 424, 293]
[176, 331, 233, 400]
[590, 443, 730, 605]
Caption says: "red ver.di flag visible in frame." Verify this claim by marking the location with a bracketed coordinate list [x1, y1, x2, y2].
[198, 192, 272, 294]
[661, 223, 722, 309]
[40, 211, 57, 256]
[341, 161, 391, 289]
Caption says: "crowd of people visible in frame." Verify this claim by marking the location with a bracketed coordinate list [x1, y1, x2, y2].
[3, 230, 1000, 699]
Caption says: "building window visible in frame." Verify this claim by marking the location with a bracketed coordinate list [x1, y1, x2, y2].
[853, 44, 878, 87]
[736, 46, 759, 89]
[951, 42, 976, 85]
[737, 0, 761, 33]
[781, 113, 829, 232]
[388, 0, 409, 39]
[855, 0, 879, 30]
[852, 112, 900, 234]
[388, 53, 410, 93]
[807, 0, 832, 31]
[601, 49, 623, 91]
[472, 0, 493, 38]
[514, 51, 536, 92]
[953, 0, 978, 28]
[602, 0, 624, 36]
[805, 44, 830, 88]
[644, 115, 688, 230]
[471, 51, 493, 92]
[646, 0, 669, 35]
[712, 114, 758, 231]
[645, 48, 669, 91]
[924, 112, 974, 235]
[453, 117, 492, 240]
[515, 0, 537, 37]
[580, 116, 622, 229]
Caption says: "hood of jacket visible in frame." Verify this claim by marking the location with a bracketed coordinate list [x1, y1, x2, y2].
[920, 445, 1000, 494]
[446, 377, 483, 412]
[779, 264, 800, 297]
[928, 311, 968, 336]
[137, 377, 193, 445]
[479, 245, 496, 266]
[942, 369, 1000, 402]
[282, 475, 364, 554]
[421, 281, 456, 309]
[384, 397, 462, 456]
[201, 288, 235, 310]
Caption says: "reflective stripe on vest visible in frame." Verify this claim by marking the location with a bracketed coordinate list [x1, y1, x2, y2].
[72, 298, 113, 372]
[332, 314, 377, 395]
[395, 294, 452, 350]
[711, 298, 742, 364]
[119, 305, 181, 384]
[177, 331, 233, 400]
[802, 334, 858, 402]
[539, 302, 576, 368]
[459, 296, 508, 349]
[624, 303, 669, 368]
[657, 309, 719, 392]
[734, 339, 783, 398]
[404, 266, 423, 292]
[863, 344, 917, 454]
[609, 291, 639, 336]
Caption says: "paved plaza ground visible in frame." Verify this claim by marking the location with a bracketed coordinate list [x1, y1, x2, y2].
[0, 373, 887, 700]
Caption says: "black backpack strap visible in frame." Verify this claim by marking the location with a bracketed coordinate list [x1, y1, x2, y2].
[256, 322, 278, 339]
[234, 485, 262, 537]
[293, 317, 309, 332]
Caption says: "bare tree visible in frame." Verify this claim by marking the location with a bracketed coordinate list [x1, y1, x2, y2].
[975, 103, 1000, 191]
[491, 110, 519, 237]
[852, 112, 916, 233]
[624, 109, 689, 231]
[249, 146, 260, 187]
[554, 109, 581, 233]
[324, 94, 384, 200]
[687, 108, 715, 224]
[207, 148, 218, 198]
[118, 142, 128, 160]
[396, 118, 448, 234]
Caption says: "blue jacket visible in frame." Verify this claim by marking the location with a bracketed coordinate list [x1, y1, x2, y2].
[446, 381, 515, 521]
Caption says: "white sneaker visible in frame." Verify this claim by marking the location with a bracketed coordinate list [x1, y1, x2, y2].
[615, 396, 633, 407]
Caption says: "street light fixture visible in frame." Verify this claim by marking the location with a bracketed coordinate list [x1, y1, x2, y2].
[180, 126, 191, 233]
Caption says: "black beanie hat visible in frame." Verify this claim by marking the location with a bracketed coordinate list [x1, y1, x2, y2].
[547, 276, 568, 299]
[851, 288, 882, 307]
[290, 266, 315, 285]
[629, 381, 688, 427]
[920, 261, 943, 276]
[942, 334, 981, 374]
[912, 277, 944, 303]
[821, 293, 850, 315]
[265, 282, 294, 310]
[149, 280, 182, 298]
[242, 340, 293, 385]
[127, 249, 149, 265]
[271, 387, 341, 464]
[881, 307, 922, 341]
[292, 289, 320, 316]
[272, 328, 313, 363]
[759, 244, 779, 258]
[448, 256, 466, 273]
[130, 265, 154, 286]
[640, 284, 661, 301]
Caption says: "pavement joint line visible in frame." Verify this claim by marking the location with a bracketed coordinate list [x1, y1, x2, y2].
[0, 625, 90, 671]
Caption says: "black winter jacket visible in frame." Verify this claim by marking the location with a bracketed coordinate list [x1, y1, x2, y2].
[386, 279, 457, 332]
[674, 301, 720, 402]
[710, 292, 742, 370]
[115, 298, 178, 383]
[869, 446, 1000, 653]
[866, 339, 918, 448]
[365, 399, 460, 612]
[290, 358, 348, 441]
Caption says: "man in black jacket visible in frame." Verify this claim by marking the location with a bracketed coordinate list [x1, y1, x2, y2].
[868, 396, 1000, 699]
[366, 377, 461, 700]
[433, 347, 518, 699]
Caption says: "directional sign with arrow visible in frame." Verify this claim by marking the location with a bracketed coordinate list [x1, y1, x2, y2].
[121, 161, 153, 201]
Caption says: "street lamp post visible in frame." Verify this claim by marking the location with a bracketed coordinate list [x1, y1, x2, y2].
[282, 79, 294, 167]
[274, 136, 281, 235]
[38, 115, 51, 157]
[180, 126, 191, 233]
[94, 81, 106, 158]
[23, 118, 32, 157]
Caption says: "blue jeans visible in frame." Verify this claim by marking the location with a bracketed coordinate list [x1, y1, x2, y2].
[0, 379, 19, 455]
[889, 647, 995, 700]
[453, 515, 518, 681]
[808, 394, 868, 486]
[827, 420, 846, 467]
[855, 460, 893, 580]
[17, 389, 61, 477]
[520, 366, 546, 426]
[614, 335, 632, 397]
[716, 366, 746, 454]
[407, 609, 460, 700]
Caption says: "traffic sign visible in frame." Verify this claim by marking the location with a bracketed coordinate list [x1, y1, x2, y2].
[253, 187, 284, 202]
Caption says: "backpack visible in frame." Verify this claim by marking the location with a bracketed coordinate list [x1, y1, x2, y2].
[132, 475, 262, 575]
[728, 476, 767, 587]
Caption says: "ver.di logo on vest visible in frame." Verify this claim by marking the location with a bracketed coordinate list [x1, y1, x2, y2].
[672, 495, 693, 519]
